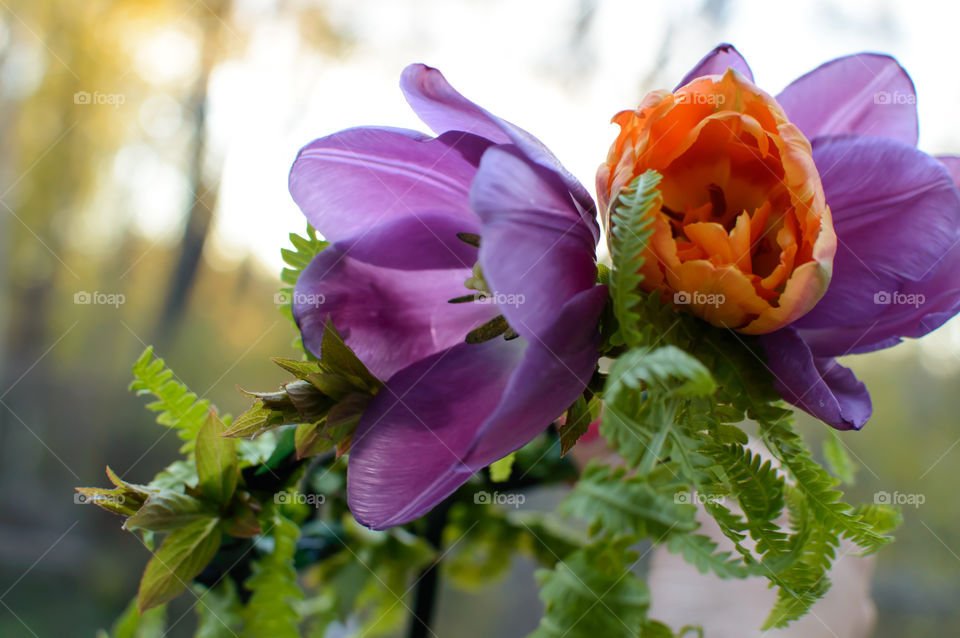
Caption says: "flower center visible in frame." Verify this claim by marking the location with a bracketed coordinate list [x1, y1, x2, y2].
[448, 232, 519, 343]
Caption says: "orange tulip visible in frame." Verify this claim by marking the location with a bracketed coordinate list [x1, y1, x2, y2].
[597, 69, 836, 334]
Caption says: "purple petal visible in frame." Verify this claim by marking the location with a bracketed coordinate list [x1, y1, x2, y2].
[676, 43, 754, 89]
[346, 285, 606, 529]
[938, 156, 960, 187]
[289, 127, 491, 243]
[331, 212, 479, 271]
[464, 285, 607, 464]
[400, 64, 599, 241]
[347, 337, 528, 529]
[471, 146, 598, 341]
[293, 248, 497, 380]
[776, 53, 918, 146]
[758, 328, 872, 431]
[793, 136, 960, 355]
[798, 244, 960, 357]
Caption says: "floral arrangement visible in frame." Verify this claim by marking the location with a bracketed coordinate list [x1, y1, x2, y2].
[80, 44, 960, 637]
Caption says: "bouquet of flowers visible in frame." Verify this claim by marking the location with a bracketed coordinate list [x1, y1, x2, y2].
[80, 44, 960, 637]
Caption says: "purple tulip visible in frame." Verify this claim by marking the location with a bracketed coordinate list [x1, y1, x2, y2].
[682, 45, 960, 430]
[289, 64, 606, 528]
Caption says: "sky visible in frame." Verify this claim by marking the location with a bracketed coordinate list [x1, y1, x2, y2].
[176, 0, 960, 271]
[114, 0, 960, 370]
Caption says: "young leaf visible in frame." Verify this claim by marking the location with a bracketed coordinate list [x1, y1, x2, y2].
[243, 511, 304, 638]
[608, 170, 662, 348]
[489, 452, 516, 483]
[822, 429, 858, 485]
[561, 462, 697, 538]
[529, 539, 649, 638]
[125, 490, 214, 532]
[559, 394, 594, 456]
[196, 409, 239, 507]
[138, 517, 222, 612]
[666, 532, 755, 579]
[192, 579, 243, 638]
[318, 320, 381, 392]
[279, 225, 328, 327]
[130, 347, 212, 451]
[107, 597, 167, 638]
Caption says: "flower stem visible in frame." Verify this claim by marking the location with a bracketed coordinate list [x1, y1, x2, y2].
[407, 497, 453, 638]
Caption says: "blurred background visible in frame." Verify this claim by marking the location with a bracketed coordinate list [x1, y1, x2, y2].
[0, 0, 958, 636]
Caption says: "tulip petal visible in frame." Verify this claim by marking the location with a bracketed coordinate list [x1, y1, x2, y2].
[471, 146, 598, 341]
[294, 248, 497, 380]
[401, 64, 599, 240]
[346, 286, 606, 529]
[331, 211, 479, 271]
[676, 43, 754, 89]
[346, 336, 526, 529]
[464, 285, 607, 464]
[758, 328, 872, 430]
[289, 127, 491, 243]
[792, 136, 960, 354]
[938, 155, 960, 187]
[776, 53, 918, 146]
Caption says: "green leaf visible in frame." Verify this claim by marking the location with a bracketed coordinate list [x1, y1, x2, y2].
[489, 452, 516, 483]
[560, 394, 595, 456]
[125, 490, 214, 532]
[608, 170, 662, 348]
[761, 419, 890, 553]
[107, 597, 166, 638]
[318, 320, 381, 392]
[196, 410, 239, 506]
[278, 225, 328, 331]
[129, 347, 211, 451]
[562, 462, 697, 538]
[605, 345, 716, 401]
[243, 511, 304, 638]
[222, 401, 284, 438]
[137, 517, 222, 612]
[822, 429, 858, 485]
[529, 539, 649, 638]
[666, 532, 755, 579]
[193, 579, 243, 638]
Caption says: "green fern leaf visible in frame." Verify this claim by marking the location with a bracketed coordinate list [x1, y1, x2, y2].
[609, 170, 662, 348]
[129, 347, 211, 451]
